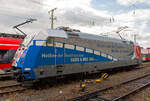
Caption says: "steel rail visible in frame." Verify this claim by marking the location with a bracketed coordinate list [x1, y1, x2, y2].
[0, 87, 27, 95]
[0, 83, 21, 89]
[66, 73, 150, 101]
[0, 82, 27, 95]
[111, 79, 150, 101]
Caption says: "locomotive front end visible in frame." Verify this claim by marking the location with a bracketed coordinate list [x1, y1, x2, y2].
[12, 34, 38, 82]
[12, 30, 54, 82]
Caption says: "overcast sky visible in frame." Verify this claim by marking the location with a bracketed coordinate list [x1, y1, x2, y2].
[0, 0, 150, 48]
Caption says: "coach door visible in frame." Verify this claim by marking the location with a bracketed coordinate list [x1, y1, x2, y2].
[54, 41, 64, 74]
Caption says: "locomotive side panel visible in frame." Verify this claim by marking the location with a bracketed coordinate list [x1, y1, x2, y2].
[33, 36, 139, 79]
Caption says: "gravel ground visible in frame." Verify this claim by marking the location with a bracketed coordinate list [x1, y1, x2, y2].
[124, 84, 150, 101]
[98, 74, 150, 100]
[1, 63, 150, 101]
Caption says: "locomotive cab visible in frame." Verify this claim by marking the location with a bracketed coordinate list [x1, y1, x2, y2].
[12, 29, 67, 81]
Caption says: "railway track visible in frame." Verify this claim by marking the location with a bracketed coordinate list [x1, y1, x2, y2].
[0, 62, 149, 98]
[66, 73, 150, 101]
[0, 71, 13, 81]
[0, 81, 27, 96]
[0, 72, 12, 78]
[140, 62, 150, 67]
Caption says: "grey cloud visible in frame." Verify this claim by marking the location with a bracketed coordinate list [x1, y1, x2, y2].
[137, 34, 150, 40]
[0, 0, 48, 33]
[0, 0, 150, 48]
[60, 8, 109, 26]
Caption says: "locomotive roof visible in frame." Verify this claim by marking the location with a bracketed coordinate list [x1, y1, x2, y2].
[38, 29, 133, 44]
[0, 33, 25, 39]
[69, 32, 126, 44]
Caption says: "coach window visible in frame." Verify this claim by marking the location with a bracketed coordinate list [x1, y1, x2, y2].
[0, 50, 16, 64]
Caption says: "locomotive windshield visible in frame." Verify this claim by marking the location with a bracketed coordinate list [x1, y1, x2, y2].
[20, 29, 68, 47]
[20, 34, 36, 47]
[20, 31, 49, 47]
[0, 49, 16, 64]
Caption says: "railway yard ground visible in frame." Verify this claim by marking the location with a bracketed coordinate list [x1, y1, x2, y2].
[1, 62, 150, 101]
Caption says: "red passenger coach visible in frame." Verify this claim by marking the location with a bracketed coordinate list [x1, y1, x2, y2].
[141, 48, 150, 61]
[0, 33, 24, 71]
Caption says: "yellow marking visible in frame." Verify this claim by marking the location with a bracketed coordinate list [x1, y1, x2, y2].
[101, 73, 106, 78]
[96, 79, 101, 83]
[101, 73, 109, 79]
[81, 84, 86, 88]
[101, 74, 104, 78]
[104, 75, 108, 79]
[145, 97, 150, 101]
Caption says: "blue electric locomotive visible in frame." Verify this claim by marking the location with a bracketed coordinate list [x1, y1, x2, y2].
[12, 28, 142, 82]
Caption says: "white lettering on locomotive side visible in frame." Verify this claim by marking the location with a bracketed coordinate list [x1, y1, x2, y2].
[70, 57, 90, 62]
[41, 54, 55, 58]
[70, 58, 79, 62]
[89, 57, 94, 61]
[83, 57, 88, 61]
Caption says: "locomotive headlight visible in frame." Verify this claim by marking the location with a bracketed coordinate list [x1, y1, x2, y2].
[24, 68, 31, 71]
